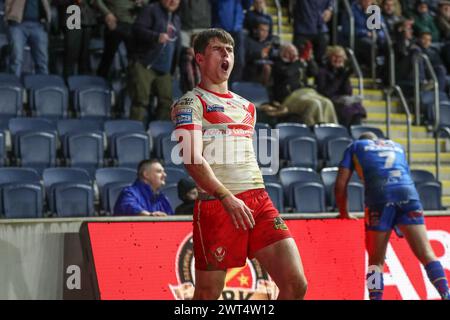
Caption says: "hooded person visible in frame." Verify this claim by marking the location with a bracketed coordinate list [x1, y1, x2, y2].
[175, 178, 198, 215]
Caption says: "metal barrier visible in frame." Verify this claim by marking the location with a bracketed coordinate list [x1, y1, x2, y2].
[414, 53, 440, 127]
[435, 127, 450, 182]
[274, 0, 283, 37]
[342, 0, 355, 51]
[345, 48, 363, 97]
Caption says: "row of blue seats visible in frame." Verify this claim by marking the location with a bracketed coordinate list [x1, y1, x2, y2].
[0, 166, 192, 219]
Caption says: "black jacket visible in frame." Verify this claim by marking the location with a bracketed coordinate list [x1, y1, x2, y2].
[130, 2, 181, 73]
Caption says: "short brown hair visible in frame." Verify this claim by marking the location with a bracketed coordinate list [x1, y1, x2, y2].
[193, 28, 234, 55]
[137, 159, 162, 178]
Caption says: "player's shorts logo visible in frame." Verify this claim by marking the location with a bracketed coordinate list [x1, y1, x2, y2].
[213, 246, 226, 262]
[407, 211, 424, 219]
[273, 217, 288, 231]
[169, 233, 278, 300]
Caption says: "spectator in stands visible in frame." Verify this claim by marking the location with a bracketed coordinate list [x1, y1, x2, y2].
[244, 0, 273, 38]
[5, 0, 51, 76]
[94, 0, 149, 78]
[179, 33, 201, 93]
[128, 0, 181, 123]
[243, 19, 278, 85]
[382, 0, 404, 35]
[436, 1, 450, 73]
[394, 18, 424, 95]
[54, 0, 97, 78]
[260, 43, 338, 126]
[211, 0, 254, 82]
[436, 0, 450, 41]
[178, 0, 211, 93]
[174, 178, 198, 215]
[114, 159, 173, 216]
[417, 30, 448, 92]
[400, 0, 415, 17]
[343, 0, 387, 69]
[316, 46, 367, 127]
[412, 0, 441, 41]
[292, 0, 334, 66]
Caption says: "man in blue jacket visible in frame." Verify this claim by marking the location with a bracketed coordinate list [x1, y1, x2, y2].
[114, 159, 174, 216]
[211, 0, 254, 81]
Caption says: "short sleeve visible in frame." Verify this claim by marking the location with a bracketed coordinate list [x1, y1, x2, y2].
[339, 143, 355, 170]
[171, 92, 203, 131]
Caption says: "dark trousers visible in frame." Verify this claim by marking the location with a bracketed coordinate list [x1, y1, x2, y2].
[294, 32, 329, 66]
[64, 26, 92, 78]
[97, 22, 132, 78]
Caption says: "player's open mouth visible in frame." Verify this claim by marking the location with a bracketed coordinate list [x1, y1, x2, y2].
[221, 61, 229, 72]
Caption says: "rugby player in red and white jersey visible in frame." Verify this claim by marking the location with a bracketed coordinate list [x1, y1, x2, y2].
[171, 28, 307, 300]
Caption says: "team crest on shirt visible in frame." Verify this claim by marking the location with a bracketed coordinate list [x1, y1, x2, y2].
[169, 233, 278, 300]
[273, 217, 288, 230]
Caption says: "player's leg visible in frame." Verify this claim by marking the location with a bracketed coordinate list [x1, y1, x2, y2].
[193, 269, 227, 300]
[253, 238, 307, 300]
[398, 223, 450, 299]
[365, 229, 392, 300]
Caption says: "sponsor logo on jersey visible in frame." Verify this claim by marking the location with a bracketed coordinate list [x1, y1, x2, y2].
[176, 108, 192, 114]
[176, 113, 192, 125]
[177, 97, 194, 106]
[206, 104, 225, 113]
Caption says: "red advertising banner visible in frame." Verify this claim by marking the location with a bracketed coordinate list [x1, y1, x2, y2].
[82, 217, 450, 300]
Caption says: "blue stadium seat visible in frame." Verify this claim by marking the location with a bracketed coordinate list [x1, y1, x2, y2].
[279, 167, 322, 207]
[161, 183, 182, 211]
[275, 123, 314, 159]
[410, 169, 436, 185]
[0, 73, 21, 86]
[288, 136, 318, 170]
[265, 182, 284, 213]
[230, 81, 270, 107]
[326, 137, 353, 167]
[106, 181, 132, 214]
[0, 167, 41, 216]
[0, 131, 5, 166]
[24, 74, 69, 119]
[161, 134, 182, 166]
[105, 120, 146, 158]
[416, 181, 443, 210]
[77, 87, 112, 119]
[165, 166, 189, 184]
[17, 131, 57, 174]
[43, 167, 91, 214]
[350, 125, 385, 140]
[115, 132, 150, 168]
[95, 167, 136, 213]
[148, 120, 174, 158]
[293, 182, 326, 213]
[0, 84, 23, 119]
[54, 183, 95, 217]
[66, 132, 104, 177]
[57, 119, 103, 137]
[439, 101, 450, 128]
[313, 123, 351, 158]
[9, 117, 56, 139]
[348, 182, 364, 212]
[67, 75, 109, 91]
[320, 167, 362, 210]
[2, 183, 43, 218]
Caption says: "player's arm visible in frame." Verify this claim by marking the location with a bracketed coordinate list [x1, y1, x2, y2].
[335, 143, 358, 220]
[182, 129, 255, 230]
[335, 167, 354, 219]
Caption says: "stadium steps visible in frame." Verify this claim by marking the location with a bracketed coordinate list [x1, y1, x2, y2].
[266, 1, 293, 42]
[352, 77, 450, 207]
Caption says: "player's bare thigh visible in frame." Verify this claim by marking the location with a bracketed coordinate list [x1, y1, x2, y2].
[253, 238, 307, 300]
[398, 224, 437, 265]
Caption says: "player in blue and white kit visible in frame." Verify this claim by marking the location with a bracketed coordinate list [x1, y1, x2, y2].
[335, 132, 449, 300]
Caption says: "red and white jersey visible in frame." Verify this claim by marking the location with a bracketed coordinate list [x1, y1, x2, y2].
[171, 85, 264, 194]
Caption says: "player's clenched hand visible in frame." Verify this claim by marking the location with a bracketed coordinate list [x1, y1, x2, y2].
[221, 195, 255, 230]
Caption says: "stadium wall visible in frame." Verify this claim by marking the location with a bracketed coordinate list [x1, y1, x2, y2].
[0, 213, 449, 300]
